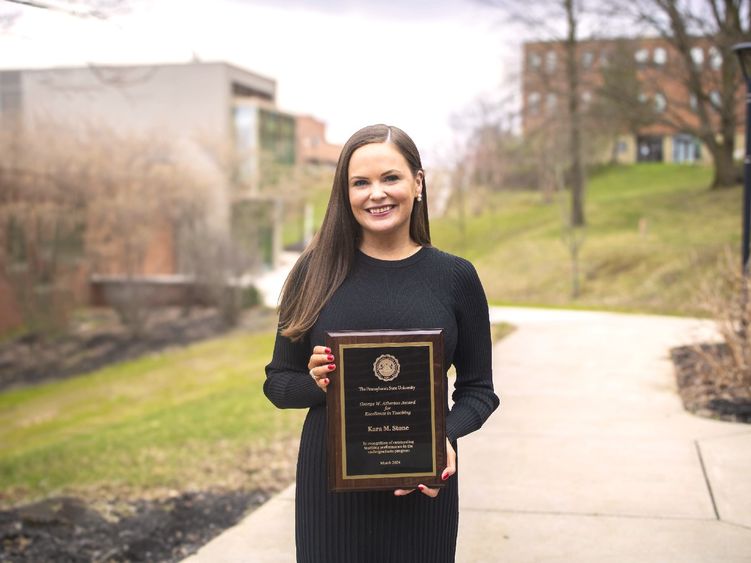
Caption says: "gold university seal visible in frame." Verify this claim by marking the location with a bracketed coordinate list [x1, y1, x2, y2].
[373, 354, 400, 382]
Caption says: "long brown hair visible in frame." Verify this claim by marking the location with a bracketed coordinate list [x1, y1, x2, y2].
[278, 124, 431, 341]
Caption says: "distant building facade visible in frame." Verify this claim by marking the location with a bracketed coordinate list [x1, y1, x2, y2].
[521, 36, 743, 165]
[0, 61, 336, 333]
[295, 114, 342, 167]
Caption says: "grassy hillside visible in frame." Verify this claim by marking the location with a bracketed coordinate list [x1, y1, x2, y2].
[1, 163, 728, 506]
[431, 164, 737, 316]
[0, 330, 304, 506]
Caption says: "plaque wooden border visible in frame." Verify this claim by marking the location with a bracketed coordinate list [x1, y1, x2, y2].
[325, 329, 446, 492]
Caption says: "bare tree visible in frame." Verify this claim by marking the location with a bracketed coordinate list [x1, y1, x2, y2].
[3, 0, 131, 20]
[85, 133, 180, 334]
[564, 0, 586, 226]
[0, 119, 92, 338]
[697, 247, 751, 386]
[477, 0, 592, 299]
[481, 0, 590, 225]
[1, 1, 158, 93]
[604, 0, 751, 188]
[590, 39, 658, 161]
[449, 95, 511, 213]
[0, 118, 231, 337]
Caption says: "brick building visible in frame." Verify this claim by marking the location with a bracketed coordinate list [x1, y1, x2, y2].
[295, 114, 342, 167]
[522, 36, 744, 164]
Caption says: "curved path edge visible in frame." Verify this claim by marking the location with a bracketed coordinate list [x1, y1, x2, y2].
[183, 307, 751, 562]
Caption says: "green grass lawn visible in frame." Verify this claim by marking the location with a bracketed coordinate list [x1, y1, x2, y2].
[0, 162, 735, 508]
[0, 329, 305, 507]
[431, 163, 736, 316]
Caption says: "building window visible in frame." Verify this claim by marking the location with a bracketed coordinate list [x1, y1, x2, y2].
[234, 106, 257, 152]
[637, 135, 664, 162]
[653, 47, 667, 65]
[581, 90, 592, 107]
[599, 51, 609, 67]
[259, 109, 296, 177]
[581, 51, 594, 68]
[654, 92, 667, 113]
[638, 91, 648, 104]
[690, 47, 704, 67]
[529, 52, 542, 69]
[233, 106, 259, 184]
[545, 51, 557, 73]
[528, 91, 541, 115]
[303, 136, 320, 149]
[689, 93, 698, 111]
[708, 46, 722, 70]
[709, 90, 721, 108]
[546, 92, 558, 113]
[673, 134, 701, 163]
[635, 48, 649, 65]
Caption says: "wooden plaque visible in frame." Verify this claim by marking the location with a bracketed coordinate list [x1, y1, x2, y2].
[325, 329, 446, 492]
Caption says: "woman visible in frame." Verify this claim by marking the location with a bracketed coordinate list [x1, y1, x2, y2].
[264, 124, 500, 563]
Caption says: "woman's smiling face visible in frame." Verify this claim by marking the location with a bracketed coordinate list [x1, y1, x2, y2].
[347, 142, 423, 245]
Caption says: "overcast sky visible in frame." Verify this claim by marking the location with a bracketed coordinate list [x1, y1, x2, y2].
[0, 0, 523, 166]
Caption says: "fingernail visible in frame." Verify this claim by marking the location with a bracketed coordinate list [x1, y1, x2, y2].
[325, 347, 331, 354]
[442, 472, 449, 481]
[323, 378, 329, 385]
[327, 354, 334, 361]
[418, 484, 425, 491]
[328, 364, 335, 370]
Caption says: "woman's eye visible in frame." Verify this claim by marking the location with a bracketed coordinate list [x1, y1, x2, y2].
[385, 175, 399, 182]
[353, 180, 367, 187]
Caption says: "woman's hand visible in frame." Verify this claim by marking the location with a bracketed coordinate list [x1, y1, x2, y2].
[308, 345, 335, 393]
[394, 438, 456, 498]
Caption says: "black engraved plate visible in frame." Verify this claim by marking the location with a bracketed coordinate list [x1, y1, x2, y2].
[325, 329, 446, 492]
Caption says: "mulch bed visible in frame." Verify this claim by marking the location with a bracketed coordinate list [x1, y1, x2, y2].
[0, 489, 273, 562]
[0, 307, 275, 393]
[671, 342, 751, 423]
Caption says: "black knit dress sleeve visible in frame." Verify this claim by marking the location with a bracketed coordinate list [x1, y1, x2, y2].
[445, 257, 500, 442]
[264, 329, 326, 409]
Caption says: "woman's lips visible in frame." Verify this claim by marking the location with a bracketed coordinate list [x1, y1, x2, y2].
[366, 205, 395, 216]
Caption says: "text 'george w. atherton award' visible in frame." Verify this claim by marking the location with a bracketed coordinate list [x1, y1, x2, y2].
[325, 329, 446, 492]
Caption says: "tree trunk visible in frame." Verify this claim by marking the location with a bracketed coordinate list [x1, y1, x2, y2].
[565, 0, 586, 226]
[711, 140, 739, 189]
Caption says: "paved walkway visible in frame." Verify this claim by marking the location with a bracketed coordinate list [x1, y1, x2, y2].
[183, 307, 751, 562]
[252, 251, 302, 308]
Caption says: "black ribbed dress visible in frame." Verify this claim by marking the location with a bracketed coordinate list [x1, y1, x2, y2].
[263, 246, 500, 563]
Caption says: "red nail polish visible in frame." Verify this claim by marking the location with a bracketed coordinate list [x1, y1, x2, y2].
[442, 472, 449, 481]
[323, 378, 329, 385]
[325, 347, 331, 354]
[418, 484, 425, 491]
[327, 354, 334, 361]
[328, 364, 335, 370]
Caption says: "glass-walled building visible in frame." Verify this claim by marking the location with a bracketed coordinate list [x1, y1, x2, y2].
[232, 101, 296, 192]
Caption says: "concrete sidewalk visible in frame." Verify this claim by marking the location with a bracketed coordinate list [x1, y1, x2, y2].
[183, 307, 751, 562]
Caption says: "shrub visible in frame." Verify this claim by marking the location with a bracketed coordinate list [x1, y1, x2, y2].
[697, 248, 751, 387]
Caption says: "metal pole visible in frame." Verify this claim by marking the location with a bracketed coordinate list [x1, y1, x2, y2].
[741, 76, 751, 348]
[743, 78, 751, 275]
[734, 43, 751, 364]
